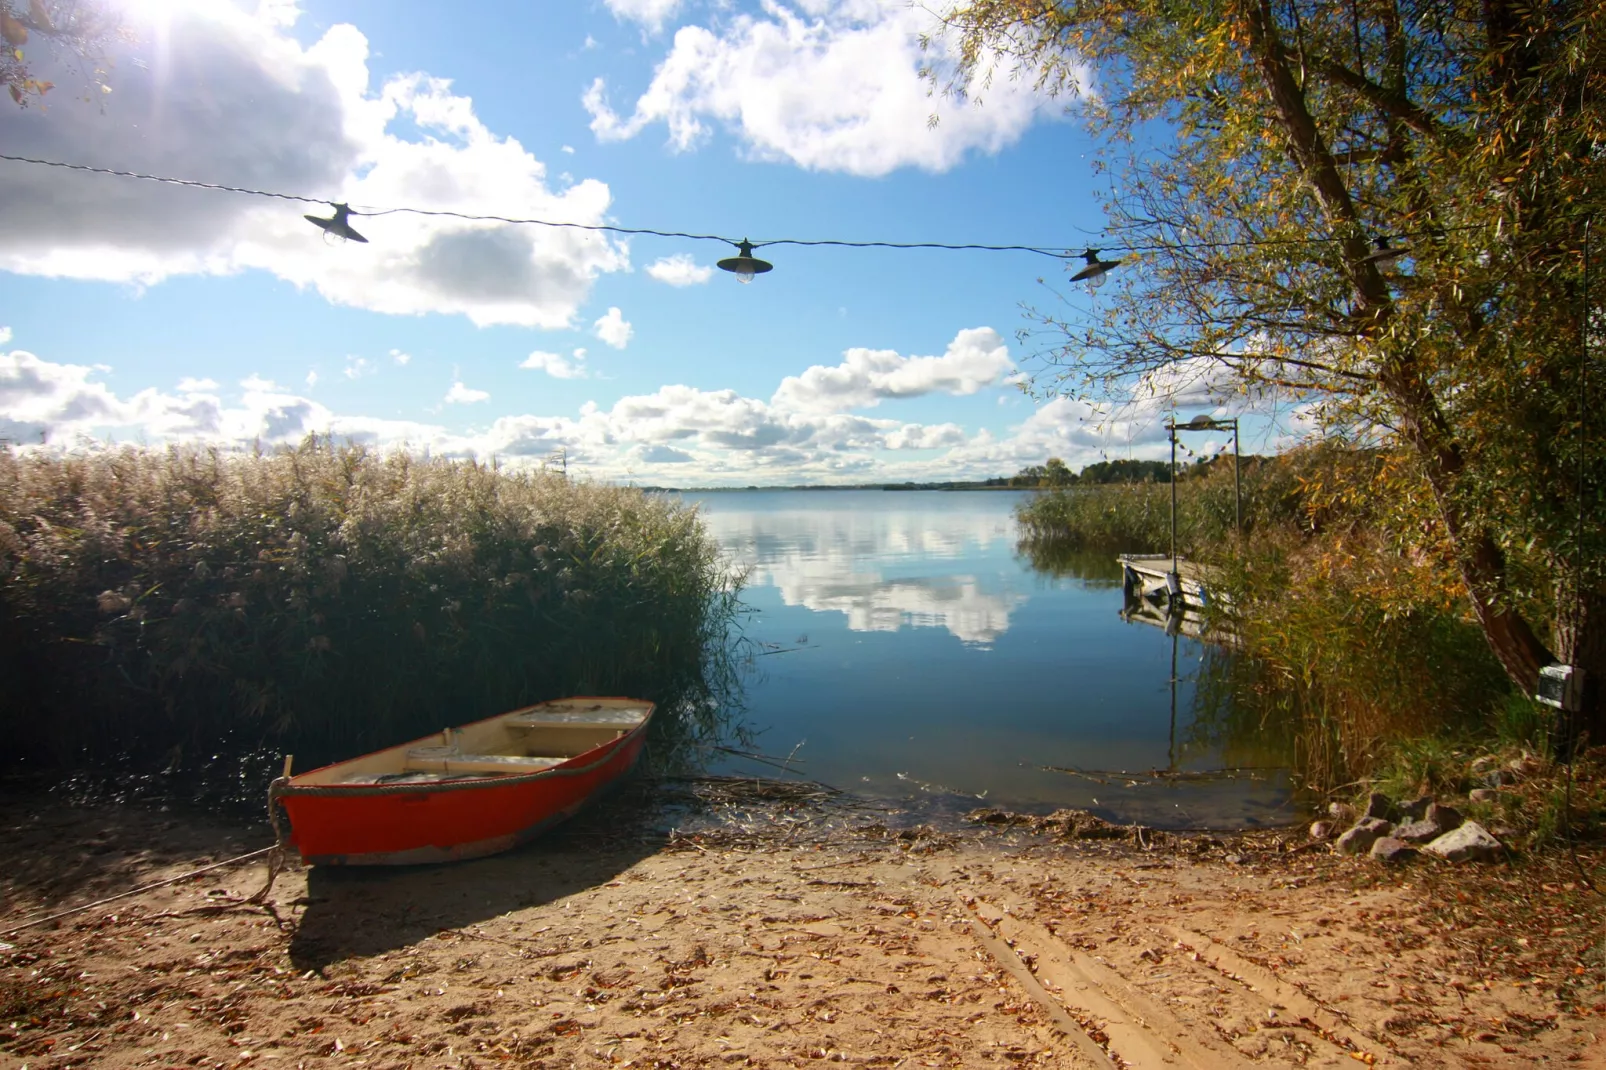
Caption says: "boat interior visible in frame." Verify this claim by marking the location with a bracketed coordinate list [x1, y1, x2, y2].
[293, 698, 654, 786]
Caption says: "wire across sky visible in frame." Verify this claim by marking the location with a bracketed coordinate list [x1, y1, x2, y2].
[0, 151, 1460, 261]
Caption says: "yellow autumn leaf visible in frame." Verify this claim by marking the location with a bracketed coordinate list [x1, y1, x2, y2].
[0, 12, 27, 45]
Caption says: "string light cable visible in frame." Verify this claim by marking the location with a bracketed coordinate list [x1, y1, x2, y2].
[0, 151, 1484, 274]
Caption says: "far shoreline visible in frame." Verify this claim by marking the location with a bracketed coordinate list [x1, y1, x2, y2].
[646, 482, 1040, 493]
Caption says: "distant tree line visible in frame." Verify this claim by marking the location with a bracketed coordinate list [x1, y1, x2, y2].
[1009, 455, 1261, 488]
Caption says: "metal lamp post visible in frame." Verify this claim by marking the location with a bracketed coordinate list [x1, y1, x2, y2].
[1164, 414, 1243, 574]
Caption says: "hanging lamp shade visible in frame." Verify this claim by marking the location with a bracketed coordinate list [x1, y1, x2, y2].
[305, 203, 368, 243]
[1069, 247, 1121, 286]
[1363, 235, 1406, 264]
[716, 240, 773, 284]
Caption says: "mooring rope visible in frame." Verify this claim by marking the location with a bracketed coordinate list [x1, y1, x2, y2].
[248, 774, 292, 905]
[0, 846, 277, 939]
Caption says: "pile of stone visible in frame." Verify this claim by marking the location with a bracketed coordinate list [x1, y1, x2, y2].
[1312, 787, 1510, 865]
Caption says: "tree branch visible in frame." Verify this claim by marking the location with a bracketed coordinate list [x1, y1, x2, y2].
[1310, 57, 1465, 149]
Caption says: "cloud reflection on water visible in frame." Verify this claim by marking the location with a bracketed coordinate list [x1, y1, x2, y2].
[698, 498, 1026, 645]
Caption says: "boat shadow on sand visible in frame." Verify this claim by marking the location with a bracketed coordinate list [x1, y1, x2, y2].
[288, 774, 859, 970]
[287, 789, 668, 971]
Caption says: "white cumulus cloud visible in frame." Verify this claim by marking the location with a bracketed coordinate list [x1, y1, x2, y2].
[593, 306, 634, 349]
[520, 349, 590, 379]
[883, 422, 967, 450]
[0, 5, 627, 328]
[0, 327, 1243, 485]
[604, 0, 684, 32]
[645, 253, 713, 286]
[771, 327, 1016, 413]
[582, 0, 1069, 176]
[444, 381, 490, 404]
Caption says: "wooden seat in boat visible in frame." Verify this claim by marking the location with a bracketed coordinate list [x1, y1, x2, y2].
[403, 745, 567, 775]
[506, 704, 650, 730]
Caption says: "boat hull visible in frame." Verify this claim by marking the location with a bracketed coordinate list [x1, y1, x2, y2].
[278, 699, 652, 865]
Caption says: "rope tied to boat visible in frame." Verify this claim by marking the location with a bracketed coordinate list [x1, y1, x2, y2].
[249, 773, 292, 905]
[0, 847, 276, 938]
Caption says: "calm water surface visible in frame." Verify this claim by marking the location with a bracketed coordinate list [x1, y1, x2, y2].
[687, 489, 1295, 830]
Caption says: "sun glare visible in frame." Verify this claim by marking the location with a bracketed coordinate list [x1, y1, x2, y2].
[115, 0, 232, 29]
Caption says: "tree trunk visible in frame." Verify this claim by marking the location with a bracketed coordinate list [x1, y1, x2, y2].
[1237, 0, 1558, 701]
[1554, 586, 1606, 748]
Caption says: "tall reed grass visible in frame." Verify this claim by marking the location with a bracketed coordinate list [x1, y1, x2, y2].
[1210, 532, 1512, 792]
[1013, 444, 1518, 793]
[0, 439, 744, 773]
[1013, 453, 1310, 554]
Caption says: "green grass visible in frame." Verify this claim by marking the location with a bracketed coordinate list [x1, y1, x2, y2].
[0, 438, 744, 773]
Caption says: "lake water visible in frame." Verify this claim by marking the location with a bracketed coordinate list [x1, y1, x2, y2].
[687, 489, 1296, 830]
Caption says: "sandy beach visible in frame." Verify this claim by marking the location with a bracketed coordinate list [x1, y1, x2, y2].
[2, 782, 1604, 1069]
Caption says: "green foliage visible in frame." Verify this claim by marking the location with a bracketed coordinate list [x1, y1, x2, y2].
[1014, 448, 1308, 552]
[1496, 694, 1557, 754]
[1201, 466, 1512, 791]
[1011, 539, 1125, 582]
[1009, 456, 1075, 487]
[1018, 443, 1517, 792]
[0, 439, 744, 771]
[1016, 480, 1173, 550]
[1364, 735, 1479, 805]
[941, 0, 1606, 702]
[1077, 459, 1171, 485]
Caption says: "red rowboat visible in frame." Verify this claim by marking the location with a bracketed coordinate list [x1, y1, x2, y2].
[274, 697, 655, 865]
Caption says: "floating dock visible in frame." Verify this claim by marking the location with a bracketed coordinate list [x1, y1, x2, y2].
[1118, 554, 1220, 608]
[1117, 554, 1233, 643]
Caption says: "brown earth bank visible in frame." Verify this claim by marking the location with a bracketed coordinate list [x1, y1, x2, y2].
[2, 782, 1606, 1069]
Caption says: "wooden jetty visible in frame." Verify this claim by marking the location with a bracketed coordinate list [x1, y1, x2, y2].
[1114, 414, 1243, 643]
[1118, 554, 1221, 610]
[1117, 554, 1236, 644]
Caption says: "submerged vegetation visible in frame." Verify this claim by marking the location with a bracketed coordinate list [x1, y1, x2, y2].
[0, 439, 744, 778]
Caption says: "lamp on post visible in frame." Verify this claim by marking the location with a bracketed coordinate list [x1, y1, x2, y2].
[1166, 414, 1243, 542]
[1163, 414, 1243, 601]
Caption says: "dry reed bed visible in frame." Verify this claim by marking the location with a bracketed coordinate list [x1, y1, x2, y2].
[0, 439, 742, 772]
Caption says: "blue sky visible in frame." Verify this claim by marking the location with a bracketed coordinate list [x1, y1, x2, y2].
[0, 0, 1277, 484]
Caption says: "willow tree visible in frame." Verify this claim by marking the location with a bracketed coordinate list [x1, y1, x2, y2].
[941, 0, 1606, 733]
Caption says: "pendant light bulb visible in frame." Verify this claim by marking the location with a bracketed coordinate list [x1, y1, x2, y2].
[304, 203, 368, 244]
[1363, 236, 1406, 265]
[1070, 247, 1121, 284]
[716, 239, 773, 283]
